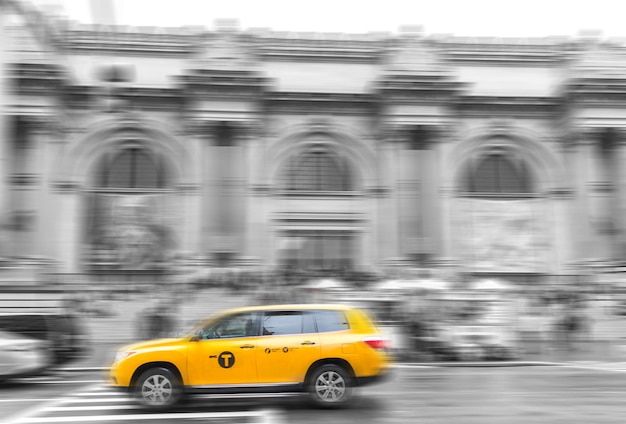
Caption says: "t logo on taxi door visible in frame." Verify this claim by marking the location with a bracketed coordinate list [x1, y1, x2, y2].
[218, 351, 235, 368]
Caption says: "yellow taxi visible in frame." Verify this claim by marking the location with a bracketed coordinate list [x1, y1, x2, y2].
[110, 304, 390, 409]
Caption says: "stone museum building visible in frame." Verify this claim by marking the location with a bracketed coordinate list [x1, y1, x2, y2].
[2, 1, 626, 285]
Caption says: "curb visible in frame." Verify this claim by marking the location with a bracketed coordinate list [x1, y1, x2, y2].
[394, 361, 563, 368]
[53, 361, 565, 374]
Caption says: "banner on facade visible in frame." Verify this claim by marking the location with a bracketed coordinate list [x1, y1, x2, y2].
[83, 193, 179, 271]
[452, 198, 552, 273]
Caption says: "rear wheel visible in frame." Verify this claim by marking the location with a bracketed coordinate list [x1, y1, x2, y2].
[134, 367, 182, 410]
[308, 364, 353, 408]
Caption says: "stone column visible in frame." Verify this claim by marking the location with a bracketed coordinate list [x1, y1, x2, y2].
[376, 129, 400, 264]
[396, 127, 420, 262]
[580, 129, 610, 260]
[214, 122, 244, 263]
[35, 118, 63, 259]
[244, 124, 270, 267]
[230, 124, 253, 263]
[179, 128, 203, 260]
[54, 181, 80, 273]
[0, 10, 9, 236]
[200, 122, 218, 259]
[26, 115, 56, 258]
[416, 126, 447, 261]
[8, 116, 37, 257]
[203, 121, 248, 264]
[0, 114, 14, 257]
[438, 130, 455, 260]
[564, 135, 581, 262]
[613, 130, 626, 260]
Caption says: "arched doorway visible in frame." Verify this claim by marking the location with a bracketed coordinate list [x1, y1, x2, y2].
[82, 142, 177, 273]
[453, 144, 552, 281]
[276, 144, 361, 274]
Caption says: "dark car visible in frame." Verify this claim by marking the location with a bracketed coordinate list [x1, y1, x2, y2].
[0, 313, 90, 366]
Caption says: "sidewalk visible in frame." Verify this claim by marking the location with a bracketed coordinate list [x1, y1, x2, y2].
[59, 287, 626, 371]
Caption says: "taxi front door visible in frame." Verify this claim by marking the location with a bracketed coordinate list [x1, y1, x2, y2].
[187, 312, 259, 386]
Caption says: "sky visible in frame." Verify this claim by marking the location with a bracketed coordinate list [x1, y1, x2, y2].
[30, 0, 626, 38]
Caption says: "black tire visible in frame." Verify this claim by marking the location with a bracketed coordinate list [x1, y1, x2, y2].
[134, 367, 182, 410]
[308, 364, 353, 408]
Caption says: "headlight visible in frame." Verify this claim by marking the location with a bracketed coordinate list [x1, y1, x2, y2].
[114, 350, 136, 362]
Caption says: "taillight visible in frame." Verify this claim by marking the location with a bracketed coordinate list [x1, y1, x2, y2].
[363, 337, 390, 350]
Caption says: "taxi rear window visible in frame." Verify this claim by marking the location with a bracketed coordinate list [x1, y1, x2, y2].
[314, 310, 349, 332]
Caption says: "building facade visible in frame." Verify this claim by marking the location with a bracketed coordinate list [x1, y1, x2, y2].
[2, 3, 626, 285]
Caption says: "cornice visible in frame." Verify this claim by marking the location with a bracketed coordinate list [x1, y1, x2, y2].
[63, 85, 184, 111]
[438, 42, 571, 66]
[49, 22, 626, 66]
[564, 75, 626, 105]
[8, 173, 41, 186]
[183, 119, 262, 140]
[177, 68, 271, 96]
[379, 123, 451, 147]
[60, 26, 196, 57]
[6, 61, 67, 95]
[50, 180, 80, 193]
[263, 91, 376, 114]
[376, 71, 465, 97]
[455, 95, 563, 117]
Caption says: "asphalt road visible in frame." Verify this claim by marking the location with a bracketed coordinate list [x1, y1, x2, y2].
[2, 364, 626, 424]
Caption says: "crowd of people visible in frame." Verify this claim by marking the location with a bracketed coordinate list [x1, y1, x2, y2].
[72, 267, 619, 361]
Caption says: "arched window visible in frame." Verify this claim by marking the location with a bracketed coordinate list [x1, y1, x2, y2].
[464, 152, 534, 196]
[283, 149, 353, 192]
[97, 147, 167, 189]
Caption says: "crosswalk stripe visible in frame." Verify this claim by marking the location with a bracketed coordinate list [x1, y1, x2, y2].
[45, 405, 136, 412]
[24, 381, 106, 385]
[558, 363, 626, 372]
[74, 391, 126, 397]
[63, 398, 131, 403]
[14, 410, 273, 423]
[4, 383, 102, 424]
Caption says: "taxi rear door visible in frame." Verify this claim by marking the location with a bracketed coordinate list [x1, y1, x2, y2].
[255, 310, 320, 384]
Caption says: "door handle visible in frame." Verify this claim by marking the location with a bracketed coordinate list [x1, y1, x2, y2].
[239, 344, 255, 349]
[301, 341, 316, 345]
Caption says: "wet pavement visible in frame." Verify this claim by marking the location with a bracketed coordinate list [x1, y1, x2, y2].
[3, 365, 626, 424]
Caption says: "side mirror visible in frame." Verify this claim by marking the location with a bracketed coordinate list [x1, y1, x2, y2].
[189, 335, 200, 342]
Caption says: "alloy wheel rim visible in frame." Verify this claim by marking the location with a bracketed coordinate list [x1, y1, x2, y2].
[141, 374, 173, 405]
[315, 371, 346, 402]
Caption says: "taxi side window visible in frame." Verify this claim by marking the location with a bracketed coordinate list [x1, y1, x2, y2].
[262, 311, 307, 336]
[315, 310, 349, 332]
[202, 312, 258, 339]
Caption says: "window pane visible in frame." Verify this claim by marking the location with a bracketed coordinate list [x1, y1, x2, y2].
[468, 154, 534, 195]
[285, 151, 351, 192]
[133, 151, 160, 189]
[315, 310, 349, 333]
[497, 156, 523, 193]
[106, 150, 134, 188]
[204, 313, 257, 339]
[470, 155, 499, 193]
[100, 148, 165, 189]
[303, 312, 316, 334]
[262, 311, 303, 336]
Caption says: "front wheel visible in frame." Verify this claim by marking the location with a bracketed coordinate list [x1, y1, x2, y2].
[134, 367, 182, 410]
[308, 364, 353, 408]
